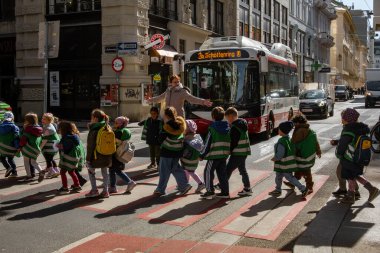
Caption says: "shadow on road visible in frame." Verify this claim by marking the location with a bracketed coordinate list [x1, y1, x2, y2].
[0, 190, 57, 211]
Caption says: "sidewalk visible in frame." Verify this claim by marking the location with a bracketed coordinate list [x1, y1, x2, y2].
[294, 154, 380, 253]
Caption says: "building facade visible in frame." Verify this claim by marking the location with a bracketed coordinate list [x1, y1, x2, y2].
[374, 0, 380, 31]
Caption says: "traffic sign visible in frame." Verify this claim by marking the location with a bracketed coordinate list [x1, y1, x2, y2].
[112, 57, 124, 73]
[144, 34, 170, 50]
[118, 42, 138, 55]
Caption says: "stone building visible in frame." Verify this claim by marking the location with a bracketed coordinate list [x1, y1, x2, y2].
[374, 0, 380, 31]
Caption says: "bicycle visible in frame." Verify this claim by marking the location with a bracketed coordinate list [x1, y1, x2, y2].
[370, 116, 380, 153]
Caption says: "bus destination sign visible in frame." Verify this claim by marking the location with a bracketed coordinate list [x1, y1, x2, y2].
[190, 49, 250, 61]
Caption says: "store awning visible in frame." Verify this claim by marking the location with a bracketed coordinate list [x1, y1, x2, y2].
[150, 45, 178, 58]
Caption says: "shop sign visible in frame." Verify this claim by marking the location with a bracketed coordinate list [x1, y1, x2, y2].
[151, 56, 160, 63]
[105, 45, 117, 53]
[118, 42, 138, 55]
[319, 67, 331, 73]
[112, 57, 124, 72]
[144, 34, 170, 50]
[153, 74, 161, 82]
[49, 71, 60, 107]
[101, 84, 118, 106]
[190, 49, 250, 61]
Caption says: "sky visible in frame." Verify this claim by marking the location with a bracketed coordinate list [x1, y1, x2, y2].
[341, 0, 374, 25]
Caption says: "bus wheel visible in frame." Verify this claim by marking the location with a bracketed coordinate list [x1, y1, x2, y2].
[288, 108, 294, 120]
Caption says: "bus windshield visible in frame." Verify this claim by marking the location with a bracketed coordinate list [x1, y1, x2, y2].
[185, 61, 260, 105]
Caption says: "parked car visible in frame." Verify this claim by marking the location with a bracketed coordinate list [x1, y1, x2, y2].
[0, 101, 12, 121]
[299, 89, 334, 119]
[335, 85, 349, 101]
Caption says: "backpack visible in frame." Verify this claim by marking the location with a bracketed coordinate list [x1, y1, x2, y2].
[353, 135, 372, 166]
[95, 124, 116, 158]
[115, 141, 135, 163]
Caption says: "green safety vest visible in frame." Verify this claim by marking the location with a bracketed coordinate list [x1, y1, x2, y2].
[161, 134, 184, 151]
[59, 141, 86, 171]
[274, 136, 298, 172]
[231, 125, 251, 156]
[181, 144, 200, 171]
[42, 132, 60, 155]
[294, 130, 317, 170]
[0, 131, 18, 157]
[336, 131, 356, 162]
[205, 127, 230, 160]
[21, 132, 42, 160]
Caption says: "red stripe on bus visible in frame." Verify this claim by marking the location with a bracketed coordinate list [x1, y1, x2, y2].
[268, 56, 297, 69]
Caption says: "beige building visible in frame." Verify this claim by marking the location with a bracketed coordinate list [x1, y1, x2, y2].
[330, 6, 368, 89]
[374, 0, 380, 31]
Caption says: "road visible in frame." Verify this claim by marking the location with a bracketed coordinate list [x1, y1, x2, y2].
[0, 96, 379, 253]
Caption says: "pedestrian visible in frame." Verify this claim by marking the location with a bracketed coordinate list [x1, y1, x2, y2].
[224, 107, 252, 196]
[200, 107, 230, 199]
[69, 122, 88, 187]
[85, 109, 113, 198]
[40, 113, 60, 178]
[56, 121, 85, 194]
[180, 120, 205, 194]
[269, 121, 309, 197]
[154, 107, 192, 196]
[19, 112, 45, 182]
[149, 75, 212, 118]
[336, 108, 379, 204]
[0, 112, 20, 178]
[138, 106, 162, 169]
[109, 116, 137, 194]
[284, 114, 321, 194]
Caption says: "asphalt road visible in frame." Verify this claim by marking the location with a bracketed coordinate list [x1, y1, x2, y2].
[0, 96, 379, 253]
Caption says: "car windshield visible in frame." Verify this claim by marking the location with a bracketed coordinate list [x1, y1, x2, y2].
[299, 90, 325, 99]
[367, 81, 380, 91]
[335, 86, 345, 91]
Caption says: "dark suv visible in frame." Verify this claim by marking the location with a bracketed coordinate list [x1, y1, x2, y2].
[335, 85, 349, 101]
[299, 89, 334, 118]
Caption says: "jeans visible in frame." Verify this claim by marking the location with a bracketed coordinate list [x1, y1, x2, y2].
[0, 156, 17, 175]
[155, 157, 190, 194]
[109, 167, 132, 188]
[204, 158, 229, 195]
[88, 167, 109, 192]
[226, 156, 250, 189]
[24, 157, 42, 177]
[275, 172, 305, 192]
[149, 145, 160, 165]
[43, 153, 57, 168]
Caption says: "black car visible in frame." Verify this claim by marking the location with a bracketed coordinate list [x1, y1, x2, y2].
[299, 90, 334, 118]
[335, 85, 349, 101]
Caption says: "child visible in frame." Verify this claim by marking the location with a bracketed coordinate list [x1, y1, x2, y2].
[283, 114, 321, 194]
[41, 113, 60, 178]
[85, 109, 113, 198]
[109, 116, 137, 194]
[336, 108, 379, 204]
[139, 106, 162, 169]
[0, 112, 20, 178]
[154, 107, 192, 196]
[19, 112, 45, 182]
[224, 107, 252, 196]
[180, 120, 205, 193]
[200, 107, 230, 199]
[69, 123, 88, 187]
[269, 121, 309, 197]
[57, 121, 85, 193]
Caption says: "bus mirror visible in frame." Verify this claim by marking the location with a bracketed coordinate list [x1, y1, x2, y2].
[260, 56, 268, 73]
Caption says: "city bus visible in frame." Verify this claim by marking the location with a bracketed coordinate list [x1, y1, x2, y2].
[184, 36, 299, 139]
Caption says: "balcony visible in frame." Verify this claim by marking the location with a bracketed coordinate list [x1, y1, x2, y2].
[322, 7, 338, 20]
[47, 0, 101, 15]
[318, 32, 335, 48]
[149, 7, 178, 21]
[314, 0, 328, 9]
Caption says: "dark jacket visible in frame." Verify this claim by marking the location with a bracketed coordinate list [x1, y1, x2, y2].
[86, 122, 112, 168]
[0, 121, 20, 148]
[230, 119, 248, 153]
[19, 125, 43, 147]
[159, 117, 186, 158]
[200, 120, 230, 159]
[336, 122, 370, 179]
[139, 117, 162, 145]
[60, 134, 80, 155]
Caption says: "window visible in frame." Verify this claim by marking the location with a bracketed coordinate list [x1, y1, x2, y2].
[149, 0, 178, 20]
[190, 0, 196, 24]
[289, 28, 293, 49]
[307, 5, 312, 26]
[307, 37, 311, 56]
[252, 13, 261, 41]
[239, 7, 249, 37]
[273, 23, 280, 43]
[207, 0, 224, 34]
[215, 1, 224, 34]
[179, 39, 186, 54]
[263, 18, 271, 44]
[48, 0, 101, 15]
[274, 1, 280, 21]
[0, 0, 15, 20]
[253, 0, 260, 10]
[281, 27, 288, 45]
[290, 0, 294, 15]
[296, 0, 300, 18]
[282, 6, 288, 25]
[264, 0, 271, 16]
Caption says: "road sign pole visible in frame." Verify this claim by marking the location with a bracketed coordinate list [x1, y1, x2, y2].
[43, 21, 49, 113]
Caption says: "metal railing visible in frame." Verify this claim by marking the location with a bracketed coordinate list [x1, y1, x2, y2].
[48, 0, 101, 15]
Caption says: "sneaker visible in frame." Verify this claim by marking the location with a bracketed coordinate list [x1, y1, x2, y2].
[341, 193, 355, 204]
[308, 189, 314, 195]
[85, 189, 100, 198]
[283, 181, 295, 190]
[368, 187, 380, 203]
[22, 176, 35, 182]
[215, 193, 230, 199]
[179, 185, 192, 195]
[71, 186, 82, 192]
[153, 190, 164, 197]
[57, 187, 70, 194]
[38, 171, 46, 183]
[301, 188, 310, 197]
[332, 189, 347, 196]
[238, 188, 253, 196]
[269, 189, 282, 197]
[79, 178, 88, 187]
[125, 181, 137, 193]
[214, 184, 221, 191]
[147, 163, 157, 169]
[195, 184, 206, 194]
[201, 191, 215, 199]
[50, 172, 60, 178]
[5, 168, 12, 178]
[109, 187, 118, 194]
[355, 191, 361, 199]
[100, 191, 110, 198]
[45, 170, 53, 179]
[8, 173, 18, 178]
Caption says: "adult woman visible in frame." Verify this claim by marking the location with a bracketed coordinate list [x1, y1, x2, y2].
[149, 75, 212, 118]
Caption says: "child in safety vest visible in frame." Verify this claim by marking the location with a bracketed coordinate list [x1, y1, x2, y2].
[200, 107, 230, 199]
[0, 112, 20, 178]
[41, 113, 60, 179]
[57, 121, 85, 193]
[85, 109, 113, 198]
[153, 107, 192, 196]
[180, 120, 205, 194]
[336, 108, 379, 204]
[269, 121, 309, 198]
[138, 106, 162, 169]
[19, 112, 45, 182]
[109, 116, 137, 194]
[283, 114, 321, 194]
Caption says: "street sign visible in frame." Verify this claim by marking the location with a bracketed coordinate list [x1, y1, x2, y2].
[319, 67, 331, 73]
[105, 46, 117, 53]
[118, 42, 138, 55]
[112, 57, 124, 73]
[144, 34, 170, 50]
[38, 21, 60, 59]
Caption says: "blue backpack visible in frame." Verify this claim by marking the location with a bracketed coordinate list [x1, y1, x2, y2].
[353, 135, 372, 166]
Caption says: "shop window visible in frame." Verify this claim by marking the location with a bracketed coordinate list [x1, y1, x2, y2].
[48, 0, 101, 15]
[0, 0, 15, 21]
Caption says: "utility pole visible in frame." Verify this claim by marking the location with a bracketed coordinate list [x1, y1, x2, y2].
[43, 21, 49, 113]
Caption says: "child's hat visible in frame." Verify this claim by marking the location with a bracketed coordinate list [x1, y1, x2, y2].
[186, 120, 197, 133]
[279, 121, 294, 135]
[115, 116, 129, 127]
[341, 108, 359, 123]
[3, 112, 14, 121]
